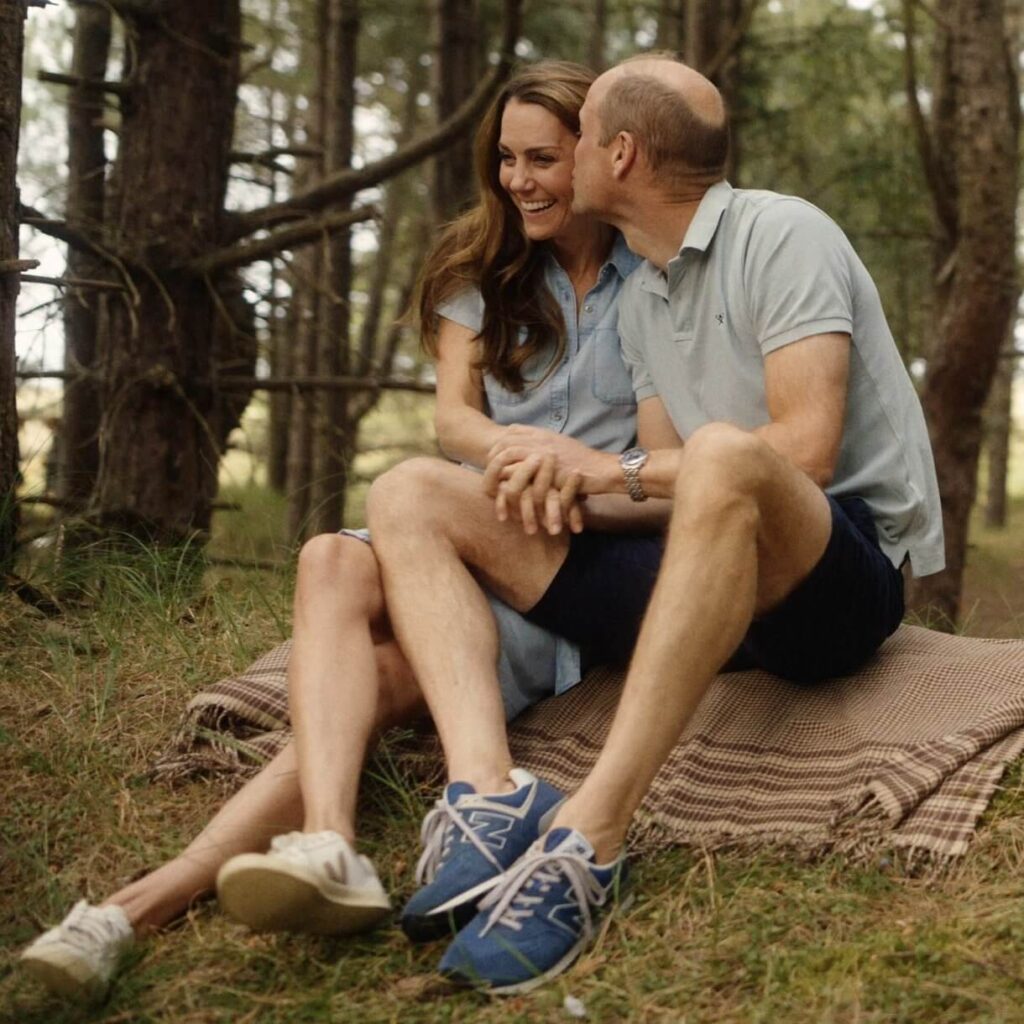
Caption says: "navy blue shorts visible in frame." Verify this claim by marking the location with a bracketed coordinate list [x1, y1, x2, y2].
[523, 496, 904, 684]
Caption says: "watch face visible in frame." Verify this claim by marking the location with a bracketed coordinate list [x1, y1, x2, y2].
[622, 448, 647, 469]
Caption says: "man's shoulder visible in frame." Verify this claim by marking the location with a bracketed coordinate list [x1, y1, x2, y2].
[728, 187, 845, 241]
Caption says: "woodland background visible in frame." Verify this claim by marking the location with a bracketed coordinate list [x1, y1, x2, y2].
[1, 0, 1022, 627]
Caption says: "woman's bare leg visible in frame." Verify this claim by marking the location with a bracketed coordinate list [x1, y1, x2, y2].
[101, 742, 304, 933]
[99, 532, 422, 935]
[288, 534, 420, 844]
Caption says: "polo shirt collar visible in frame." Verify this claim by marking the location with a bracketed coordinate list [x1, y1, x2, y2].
[678, 179, 733, 255]
[638, 179, 734, 296]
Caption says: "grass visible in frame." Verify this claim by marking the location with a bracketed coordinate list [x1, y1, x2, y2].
[2, 497, 1024, 1023]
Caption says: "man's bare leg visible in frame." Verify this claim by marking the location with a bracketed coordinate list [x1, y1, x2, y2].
[288, 534, 422, 844]
[367, 459, 569, 795]
[550, 423, 834, 861]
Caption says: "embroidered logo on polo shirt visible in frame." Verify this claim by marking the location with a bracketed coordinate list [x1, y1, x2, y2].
[715, 313, 725, 325]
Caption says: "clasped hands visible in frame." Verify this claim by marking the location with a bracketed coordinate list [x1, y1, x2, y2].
[481, 424, 601, 536]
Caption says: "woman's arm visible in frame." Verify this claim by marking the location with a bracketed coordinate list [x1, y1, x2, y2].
[433, 317, 507, 467]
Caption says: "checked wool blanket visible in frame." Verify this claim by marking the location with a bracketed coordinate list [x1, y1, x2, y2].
[153, 625, 1024, 861]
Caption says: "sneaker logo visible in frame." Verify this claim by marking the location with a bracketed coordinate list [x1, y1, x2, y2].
[463, 810, 515, 850]
[547, 884, 585, 936]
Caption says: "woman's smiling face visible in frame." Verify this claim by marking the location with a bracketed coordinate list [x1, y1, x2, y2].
[497, 99, 578, 243]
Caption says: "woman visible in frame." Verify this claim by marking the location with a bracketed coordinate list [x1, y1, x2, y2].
[19, 59, 641, 1003]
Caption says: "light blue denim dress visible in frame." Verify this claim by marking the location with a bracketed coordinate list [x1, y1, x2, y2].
[350, 233, 641, 719]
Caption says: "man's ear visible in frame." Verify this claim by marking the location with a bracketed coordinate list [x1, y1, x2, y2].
[611, 130, 638, 180]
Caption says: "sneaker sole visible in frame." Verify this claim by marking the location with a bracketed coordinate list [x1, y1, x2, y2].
[20, 948, 106, 1003]
[216, 855, 391, 936]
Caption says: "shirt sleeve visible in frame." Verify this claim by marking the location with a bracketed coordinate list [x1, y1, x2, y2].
[616, 277, 659, 401]
[436, 286, 485, 333]
[743, 199, 855, 356]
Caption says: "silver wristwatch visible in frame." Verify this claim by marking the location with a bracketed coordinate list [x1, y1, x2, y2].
[619, 447, 649, 502]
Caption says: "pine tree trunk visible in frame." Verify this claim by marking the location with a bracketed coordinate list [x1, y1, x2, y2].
[588, 0, 608, 71]
[309, 0, 358, 535]
[284, 9, 327, 545]
[57, 2, 111, 507]
[909, 0, 1019, 625]
[91, 0, 242, 541]
[984, 340, 1016, 528]
[433, 0, 479, 223]
[0, 0, 26, 576]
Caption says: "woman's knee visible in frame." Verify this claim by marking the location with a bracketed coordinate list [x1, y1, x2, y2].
[295, 533, 382, 616]
[365, 457, 460, 535]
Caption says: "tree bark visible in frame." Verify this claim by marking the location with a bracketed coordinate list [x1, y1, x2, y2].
[309, 0, 358, 535]
[0, 0, 26, 576]
[984, 336, 1017, 528]
[588, 0, 608, 71]
[433, 0, 479, 223]
[908, 0, 1019, 625]
[56, 2, 111, 507]
[657, 0, 754, 182]
[91, 0, 242, 541]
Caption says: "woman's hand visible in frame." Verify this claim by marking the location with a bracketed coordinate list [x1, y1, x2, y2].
[483, 451, 585, 536]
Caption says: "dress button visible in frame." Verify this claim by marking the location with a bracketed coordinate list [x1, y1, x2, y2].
[584, 304, 593, 313]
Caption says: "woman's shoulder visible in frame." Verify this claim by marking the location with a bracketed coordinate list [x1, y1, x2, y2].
[436, 284, 485, 333]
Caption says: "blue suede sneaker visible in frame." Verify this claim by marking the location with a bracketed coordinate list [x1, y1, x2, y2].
[438, 826, 628, 994]
[400, 768, 564, 942]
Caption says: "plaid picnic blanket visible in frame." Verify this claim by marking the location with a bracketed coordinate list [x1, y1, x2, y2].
[152, 624, 1024, 860]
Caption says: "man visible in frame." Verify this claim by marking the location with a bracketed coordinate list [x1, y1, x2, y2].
[367, 56, 943, 993]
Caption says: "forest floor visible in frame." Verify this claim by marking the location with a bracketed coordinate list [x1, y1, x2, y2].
[2, 488, 1024, 1023]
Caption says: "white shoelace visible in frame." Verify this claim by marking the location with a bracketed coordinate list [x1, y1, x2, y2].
[56, 902, 130, 953]
[477, 849, 608, 940]
[414, 797, 504, 885]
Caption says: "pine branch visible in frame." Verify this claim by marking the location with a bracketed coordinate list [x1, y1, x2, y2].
[38, 69, 127, 96]
[222, 0, 523, 243]
[703, 0, 761, 81]
[18, 203, 101, 254]
[186, 206, 377, 275]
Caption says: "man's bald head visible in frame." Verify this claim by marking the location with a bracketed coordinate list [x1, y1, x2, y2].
[593, 55, 729, 186]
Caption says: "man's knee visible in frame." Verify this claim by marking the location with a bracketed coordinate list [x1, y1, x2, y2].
[674, 423, 772, 519]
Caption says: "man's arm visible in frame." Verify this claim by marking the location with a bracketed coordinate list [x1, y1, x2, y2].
[487, 332, 851, 507]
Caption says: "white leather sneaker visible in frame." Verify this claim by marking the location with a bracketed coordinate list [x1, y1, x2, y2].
[216, 830, 392, 936]
[20, 900, 134, 1002]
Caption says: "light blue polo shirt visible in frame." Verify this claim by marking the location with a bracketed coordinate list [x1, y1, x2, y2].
[437, 231, 642, 709]
[618, 181, 944, 577]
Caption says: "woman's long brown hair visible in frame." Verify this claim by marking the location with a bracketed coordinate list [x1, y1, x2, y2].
[415, 61, 595, 392]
